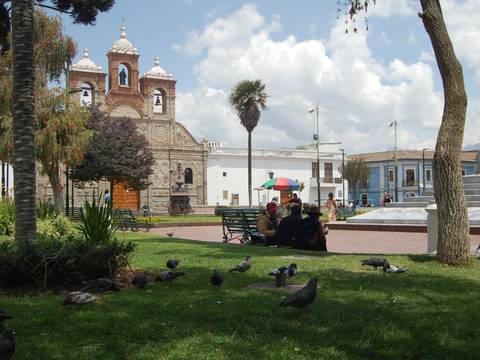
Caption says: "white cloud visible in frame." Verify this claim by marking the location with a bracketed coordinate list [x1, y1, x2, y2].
[366, 0, 417, 18]
[175, 3, 476, 153]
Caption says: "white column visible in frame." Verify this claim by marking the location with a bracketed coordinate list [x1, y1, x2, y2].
[426, 204, 438, 253]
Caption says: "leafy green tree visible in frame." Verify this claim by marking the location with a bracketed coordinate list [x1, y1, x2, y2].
[341, 158, 369, 206]
[71, 109, 154, 190]
[229, 79, 268, 207]
[347, 0, 470, 264]
[1, 1, 114, 244]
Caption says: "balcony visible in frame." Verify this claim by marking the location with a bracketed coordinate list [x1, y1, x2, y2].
[402, 180, 419, 188]
[310, 177, 343, 187]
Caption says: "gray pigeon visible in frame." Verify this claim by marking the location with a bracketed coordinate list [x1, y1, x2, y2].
[280, 278, 318, 309]
[63, 291, 96, 306]
[131, 274, 149, 289]
[210, 270, 223, 287]
[155, 271, 185, 282]
[383, 262, 408, 273]
[229, 256, 252, 273]
[269, 266, 288, 276]
[361, 257, 387, 269]
[0, 329, 15, 360]
[475, 244, 480, 258]
[82, 278, 119, 293]
[166, 259, 181, 269]
[0, 310, 11, 323]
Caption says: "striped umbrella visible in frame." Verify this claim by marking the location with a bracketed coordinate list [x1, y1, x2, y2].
[261, 177, 301, 191]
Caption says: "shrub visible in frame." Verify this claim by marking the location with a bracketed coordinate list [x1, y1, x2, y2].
[0, 198, 14, 236]
[77, 196, 116, 245]
[36, 200, 57, 219]
[0, 235, 136, 289]
[37, 214, 75, 241]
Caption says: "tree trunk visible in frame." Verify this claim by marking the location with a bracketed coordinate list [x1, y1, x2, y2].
[12, 0, 36, 243]
[248, 131, 252, 207]
[49, 163, 65, 214]
[419, 0, 470, 264]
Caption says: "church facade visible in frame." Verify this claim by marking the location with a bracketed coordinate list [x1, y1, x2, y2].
[62, 22, 208, 212]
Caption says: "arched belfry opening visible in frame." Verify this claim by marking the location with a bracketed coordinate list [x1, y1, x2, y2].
[119, 63, 130, 87]
[153, 88, 165, 113]
[80, 82, 93, 106]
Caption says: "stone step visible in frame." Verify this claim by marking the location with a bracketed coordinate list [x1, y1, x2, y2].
[404, 196, 434, 202]
[422, 190, 434, 196]
[463, 183, 480, 190]
[464, 189, 480, 195]
[385, 202, 430, 208]
[462, 175, 480, 184]
[467, 201, 480, 207]
[422, 188, 480, 196]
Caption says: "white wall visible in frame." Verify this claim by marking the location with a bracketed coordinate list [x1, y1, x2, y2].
[207, 146, 346, 206]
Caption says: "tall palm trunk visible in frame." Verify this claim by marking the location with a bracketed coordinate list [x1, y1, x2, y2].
[248, 131, 252, 207]
[12, 0, 36, 243]
[419, 0, 469, 264]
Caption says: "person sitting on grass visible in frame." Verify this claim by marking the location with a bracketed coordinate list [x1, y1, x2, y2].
[293, 205, 328, 251]
[255, 202, 278, 246]
[276, 204, 302, 247]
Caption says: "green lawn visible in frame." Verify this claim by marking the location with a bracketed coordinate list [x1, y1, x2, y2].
[2, 232, 480, 359]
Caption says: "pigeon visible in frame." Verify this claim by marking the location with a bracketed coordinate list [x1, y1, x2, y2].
[287, 263, 298, 277]
[475, 244, 480, 258]
[210, 270, 224, 287]
[63, 291, 96, 306]
[166, 232, 174, 237]
[0, 311, 11, 323]
[280, 277, 318, 309]
[166, 259, 181, 269]
[0, 329, 15, 360]
[155, 271, 185, 282]
[269, 266, 288, 276]
[361, 257, 388, 269]
[131, 274, 149, 289]
[229, 256, 252, 273]
[383, 262, 408, 273]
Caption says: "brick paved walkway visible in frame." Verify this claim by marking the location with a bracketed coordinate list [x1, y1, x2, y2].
[152, 226, 480, 255]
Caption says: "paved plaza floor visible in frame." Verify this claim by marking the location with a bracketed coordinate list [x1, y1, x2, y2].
[152, 226, 480, 255]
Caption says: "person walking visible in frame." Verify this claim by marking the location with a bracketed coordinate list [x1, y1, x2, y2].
[324, 192, 337, 222]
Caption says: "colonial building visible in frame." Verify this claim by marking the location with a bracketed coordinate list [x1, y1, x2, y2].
[207, 142, 346, 206]
[42, 22, 208, 212]
[348, 150, 477, 206]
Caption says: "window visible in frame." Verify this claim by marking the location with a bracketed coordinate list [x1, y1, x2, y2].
[311, 162, 318, 178]
[406, 169, 415, 186]
[119, 63, 129, 86]
[461, 169, 466, 176]
[389, 170, 394, 182]
[426, 169, 431, 182]
[184, 168, 193, 184]
[153, 89, 163, 113]
[324, 162, 333, 183]
[80, 83, 93, 106]
[222, 172, 227, 177]
[361, 194, 368, 206]
[223, 190, 228, 200]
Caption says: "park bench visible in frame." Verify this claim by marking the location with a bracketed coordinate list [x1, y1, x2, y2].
[114, 209, 151, 232]
[66, 207, 83, 221]
[335, 207, 356, 221]
[221, 208, 264, 245]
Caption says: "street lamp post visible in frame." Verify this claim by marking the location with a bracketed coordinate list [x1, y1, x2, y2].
[267, 170, 274, 202]
[388, 120, 398, 202]
[422, 148, 429, 192]
[309, 106, 321, 206]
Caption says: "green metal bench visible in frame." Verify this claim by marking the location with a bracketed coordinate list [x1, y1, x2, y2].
[221, 208, 263, 245]
[114, 209, 151, 232]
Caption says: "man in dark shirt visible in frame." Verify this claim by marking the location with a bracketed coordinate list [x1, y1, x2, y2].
[290, 193, 302, 207]
[276, 205, 302, 247]
[293, 205, 327, 251]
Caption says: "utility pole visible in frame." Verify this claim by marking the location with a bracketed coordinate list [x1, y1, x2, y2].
[341, 148, 345, 206]
[389, 120, 398, 202]
[309, 106, 321, 206]
[422, 148, 429, 192]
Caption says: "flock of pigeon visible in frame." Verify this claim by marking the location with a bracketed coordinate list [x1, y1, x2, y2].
[4, 248, 480, 359]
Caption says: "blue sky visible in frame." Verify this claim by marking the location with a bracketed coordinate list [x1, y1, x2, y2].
[51, 0, 480, 153]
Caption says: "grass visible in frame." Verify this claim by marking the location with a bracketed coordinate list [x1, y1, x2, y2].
[2, 232, 480, 359]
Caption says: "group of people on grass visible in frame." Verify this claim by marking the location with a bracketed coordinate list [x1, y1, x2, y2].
[253, 194, 330, 251]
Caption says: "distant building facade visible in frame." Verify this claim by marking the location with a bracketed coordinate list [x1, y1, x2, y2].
[37, 22, 208, 212]
[348, 150, 477, 206]
[207, 143, 346, 206]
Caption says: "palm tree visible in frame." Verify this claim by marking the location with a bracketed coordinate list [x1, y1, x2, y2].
[229, 80, 268, 207]
[12, 0, 36, 243]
